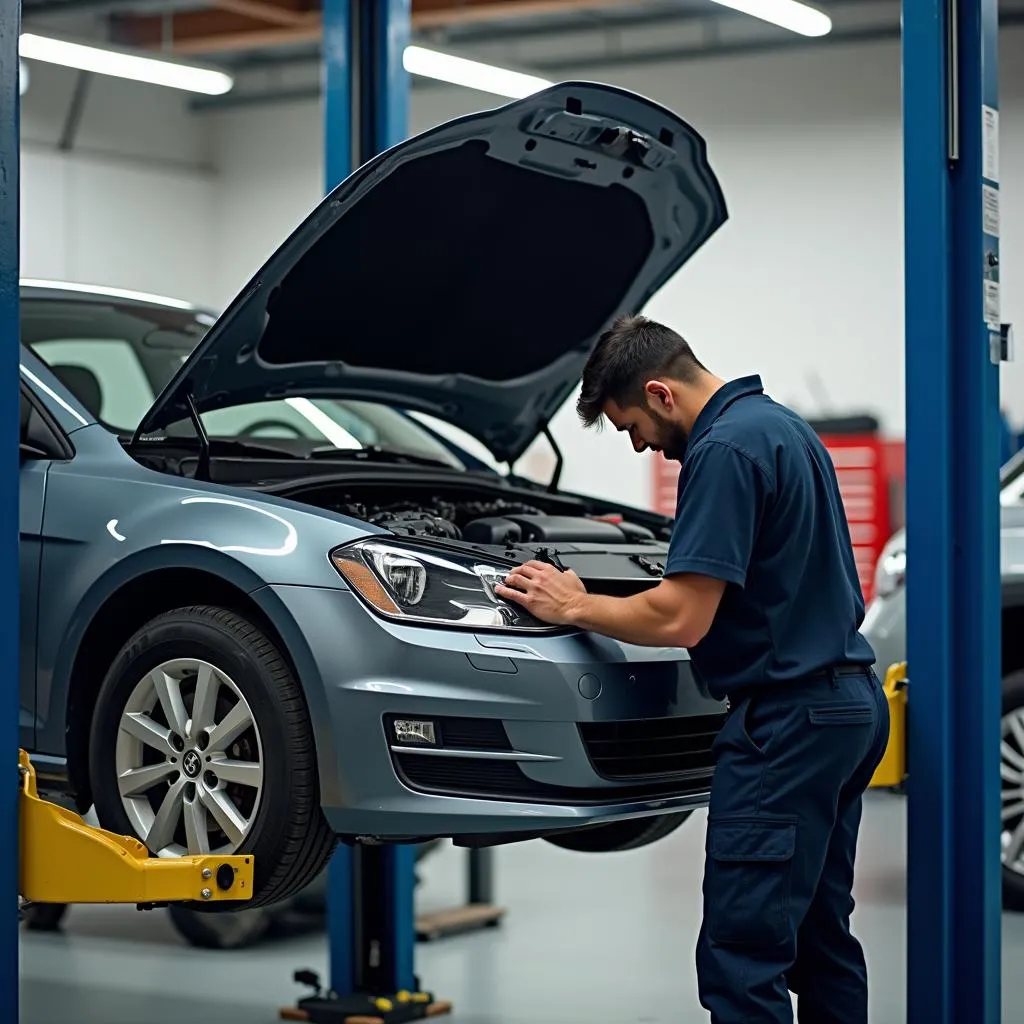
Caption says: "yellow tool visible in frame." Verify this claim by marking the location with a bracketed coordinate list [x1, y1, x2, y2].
[18, 748, 254, 906]
[869, 662, 908, 789]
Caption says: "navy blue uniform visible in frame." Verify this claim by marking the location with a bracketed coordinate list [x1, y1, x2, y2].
[666, 376, 890, 1024]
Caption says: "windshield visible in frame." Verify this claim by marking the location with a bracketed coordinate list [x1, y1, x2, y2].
[20, 295, 468, 470]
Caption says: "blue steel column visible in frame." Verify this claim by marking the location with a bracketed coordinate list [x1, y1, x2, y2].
[322, 0, 352, 193]
[323, 0, 410, 999]
[0, 2, 18, 1019]
[903, 1, 1001, 1022]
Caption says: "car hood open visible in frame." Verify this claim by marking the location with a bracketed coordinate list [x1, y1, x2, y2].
[136, 81, 728, 464]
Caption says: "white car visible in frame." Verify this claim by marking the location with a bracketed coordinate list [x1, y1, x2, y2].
[863, 449, 1024, 907]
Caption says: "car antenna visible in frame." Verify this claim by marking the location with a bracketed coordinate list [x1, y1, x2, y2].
[183, 392, 211, 482]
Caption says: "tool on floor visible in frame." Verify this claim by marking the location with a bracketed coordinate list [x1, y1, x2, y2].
[18, 748, 254, 910]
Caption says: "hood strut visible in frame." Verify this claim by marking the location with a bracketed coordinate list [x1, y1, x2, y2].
[543, 426, 563, 492]
[184, 392, 211, 482]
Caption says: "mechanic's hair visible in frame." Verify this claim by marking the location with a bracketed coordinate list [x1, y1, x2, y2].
[576, 315, 707, 428]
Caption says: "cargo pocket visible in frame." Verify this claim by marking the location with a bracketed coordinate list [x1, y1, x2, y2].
[807, 702, 874, 726]
[706, 817, 796, 947]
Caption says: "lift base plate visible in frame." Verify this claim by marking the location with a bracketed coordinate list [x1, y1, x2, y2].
[280, 992, 452, 1023]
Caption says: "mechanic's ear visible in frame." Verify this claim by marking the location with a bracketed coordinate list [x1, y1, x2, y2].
[644, 380, 674, 411]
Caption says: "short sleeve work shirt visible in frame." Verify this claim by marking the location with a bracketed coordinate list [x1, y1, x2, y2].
[665, 375, 875, 700]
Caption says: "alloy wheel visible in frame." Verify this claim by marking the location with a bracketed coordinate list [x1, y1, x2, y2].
[1000, 708, 1024, 876]
[114, 658, 264, 858]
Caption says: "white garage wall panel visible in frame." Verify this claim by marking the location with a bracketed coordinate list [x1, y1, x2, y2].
[19, 62, 219, 308]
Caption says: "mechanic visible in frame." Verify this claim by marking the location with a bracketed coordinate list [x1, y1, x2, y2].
[495, 315, 890, 1024]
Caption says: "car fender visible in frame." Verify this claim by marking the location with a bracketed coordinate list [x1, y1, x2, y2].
[46, 542, 343, 802]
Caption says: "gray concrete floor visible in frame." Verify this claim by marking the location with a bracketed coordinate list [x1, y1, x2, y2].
[18, 791, 1024, 1023]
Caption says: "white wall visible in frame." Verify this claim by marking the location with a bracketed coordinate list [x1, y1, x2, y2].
[198, 31, 1024, 506]
[17, 30, 1024, 509]
[19, 62, 220, 307]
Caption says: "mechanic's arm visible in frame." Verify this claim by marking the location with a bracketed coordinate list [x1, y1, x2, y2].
[495, 439, 771, 648]
[495, 565, 725, 648]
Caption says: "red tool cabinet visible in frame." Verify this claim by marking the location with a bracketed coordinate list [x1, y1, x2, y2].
[649, 419, 898, 603]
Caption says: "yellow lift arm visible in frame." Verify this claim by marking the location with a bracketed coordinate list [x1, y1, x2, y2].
[18, 749, 254, 906]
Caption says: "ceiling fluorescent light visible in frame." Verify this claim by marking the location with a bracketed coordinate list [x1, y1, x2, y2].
[709, 0, 832, 37]
[403, 45, 551, 99]
[18, 33, 233, 95]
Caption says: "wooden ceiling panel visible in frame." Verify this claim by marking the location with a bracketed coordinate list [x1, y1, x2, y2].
[118, 0, 635, 57]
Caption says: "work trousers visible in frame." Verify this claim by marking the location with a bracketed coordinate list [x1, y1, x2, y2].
[696, 668, 890, 1024]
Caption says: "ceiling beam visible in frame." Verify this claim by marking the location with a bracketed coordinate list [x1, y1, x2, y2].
[116, 0, 641, 56]
[207, 0, 314, 27]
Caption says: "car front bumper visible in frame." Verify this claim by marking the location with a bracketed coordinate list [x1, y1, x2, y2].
[266, 585, 726, 841]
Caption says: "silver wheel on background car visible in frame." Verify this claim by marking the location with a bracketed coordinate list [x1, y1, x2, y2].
[114, 658, 264, 858]
[1000, 708, 1024, 876]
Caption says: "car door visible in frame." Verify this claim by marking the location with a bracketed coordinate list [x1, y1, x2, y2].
[19, 384, 75, 751]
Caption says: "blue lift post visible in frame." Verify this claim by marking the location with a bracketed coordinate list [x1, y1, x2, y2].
[1, 2, 18, 1022]
[903, 0, 1002, 1021]
[285, 1, 449, 1019]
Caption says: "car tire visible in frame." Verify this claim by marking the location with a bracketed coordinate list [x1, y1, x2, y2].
[167, 902, 275, 949]
[21, 902, 69, 931]
[88, 605, 337, 910]
[1001, 669, 1024, 911]
[543, 811, 692, 854]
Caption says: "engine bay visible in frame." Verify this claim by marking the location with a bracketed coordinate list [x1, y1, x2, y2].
[337, 495, 660, 547]
[276, 479, 673, 589]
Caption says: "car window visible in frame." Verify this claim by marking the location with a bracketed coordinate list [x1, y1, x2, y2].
[21, 296, 474, 471]
[31, 337, 156, 427]
[202, 399, 361, 448]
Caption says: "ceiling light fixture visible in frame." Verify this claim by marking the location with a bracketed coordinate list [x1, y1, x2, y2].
[709, 0, 832, 37]
[18, 32, 233, 95]
[403, 45, 551, 99]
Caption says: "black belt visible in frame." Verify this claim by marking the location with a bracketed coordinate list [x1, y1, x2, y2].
[726, 663, 874, 707]
[805, 663, 874, 683]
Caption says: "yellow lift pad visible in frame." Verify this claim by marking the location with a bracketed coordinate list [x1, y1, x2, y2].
[18, 749, 254, 906]
[869, 662, 908, 789]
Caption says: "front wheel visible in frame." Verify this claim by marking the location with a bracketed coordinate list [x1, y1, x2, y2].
[543, 812, 692, 854]
[89, 605, 337, 910]
[1000, 669, 1024, 910]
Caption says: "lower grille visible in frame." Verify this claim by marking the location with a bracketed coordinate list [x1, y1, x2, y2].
[393, 753, 711, 805]
[579, 713, 725, 781]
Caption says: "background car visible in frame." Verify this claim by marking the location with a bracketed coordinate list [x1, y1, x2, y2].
[18, 82, 732, 913]
[863, 449, 1024, 906]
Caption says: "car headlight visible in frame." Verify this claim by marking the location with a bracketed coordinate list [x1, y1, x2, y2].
[874, 541, 907, 599]
[331, 539, 554, 631]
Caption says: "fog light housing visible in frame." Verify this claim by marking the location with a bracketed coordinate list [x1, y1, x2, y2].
[392, 719, 437, 746]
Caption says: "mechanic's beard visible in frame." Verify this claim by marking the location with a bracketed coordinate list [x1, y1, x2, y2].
[653, 415, 689, 462]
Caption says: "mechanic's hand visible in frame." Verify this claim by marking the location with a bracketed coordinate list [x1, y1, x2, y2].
[494, 560, 587, 626]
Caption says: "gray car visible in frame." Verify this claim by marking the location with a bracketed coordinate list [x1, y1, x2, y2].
[18, 82, 730, 910]
[863, 449, 1024, 906]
